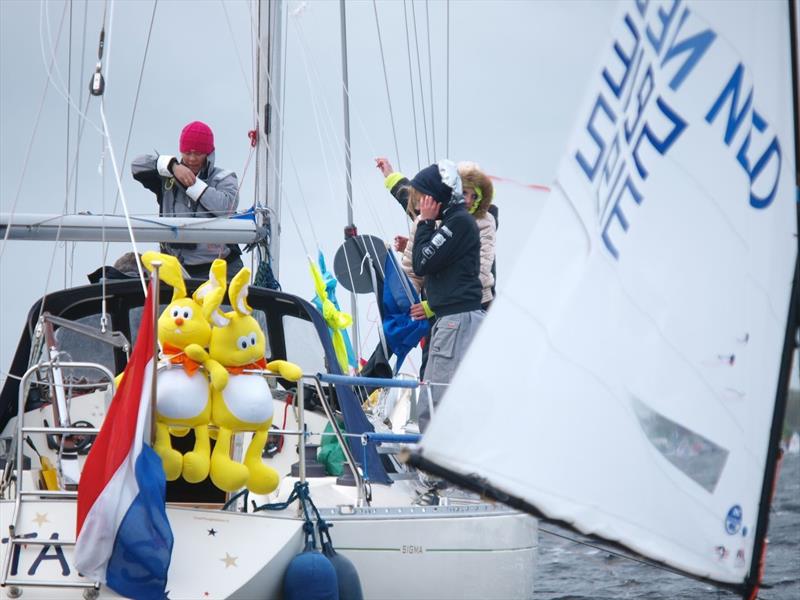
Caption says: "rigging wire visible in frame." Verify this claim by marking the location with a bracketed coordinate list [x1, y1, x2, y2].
[64, 1, 73, 288]
[409, 0, 430, 165]
[0, 2, 69, 264]
[243, 6, 316, 258]
[292, 19, 343, 243]
[291, 15, 391, 249]
[371, 0, 402, 173]
[39, 0, 104, 137]
[220, 0, 254, 108]
[97, 89, 147, 291]
[68, 0, 91, 287]
[425, 0, 436, 159]
[109, 0, 158, 217]
[102, 0, 159, 286]
[446, 0, 450, 157]
[402, 0, 421, 171]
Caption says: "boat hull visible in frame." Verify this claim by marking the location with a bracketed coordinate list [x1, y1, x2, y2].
[1, 499, 536, 599]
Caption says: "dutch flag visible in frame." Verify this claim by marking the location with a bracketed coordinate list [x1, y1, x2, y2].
[75, 277, 173, 599]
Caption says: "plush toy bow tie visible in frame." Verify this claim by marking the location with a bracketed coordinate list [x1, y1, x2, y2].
[226, 357, 268, 375]
[161, 343, 201, 376]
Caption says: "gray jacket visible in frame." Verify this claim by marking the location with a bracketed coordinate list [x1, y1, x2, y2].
[131, 151, 239, 266]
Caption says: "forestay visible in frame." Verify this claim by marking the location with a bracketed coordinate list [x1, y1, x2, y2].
[419, 0, 796, 589]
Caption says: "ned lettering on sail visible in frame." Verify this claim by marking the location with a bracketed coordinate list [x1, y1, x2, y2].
[571, 0, 783, 261]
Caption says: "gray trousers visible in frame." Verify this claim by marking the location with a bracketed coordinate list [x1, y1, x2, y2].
[418, 309, 485, 432]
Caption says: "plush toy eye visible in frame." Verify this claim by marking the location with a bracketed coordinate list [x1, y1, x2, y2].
[249, 333, 257, 346]
[182, 307, 193, 320]
[237, 336, 249, 351]
[171, 307, 180, 318]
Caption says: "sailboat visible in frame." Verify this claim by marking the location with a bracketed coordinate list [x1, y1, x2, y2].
[0, 1, 537, 599]
[414, 0, 799, 599]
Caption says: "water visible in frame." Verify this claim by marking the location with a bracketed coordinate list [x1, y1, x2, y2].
[534, 452, 800, 599]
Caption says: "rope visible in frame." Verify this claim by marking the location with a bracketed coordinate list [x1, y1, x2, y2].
[372, 0, 402, 173]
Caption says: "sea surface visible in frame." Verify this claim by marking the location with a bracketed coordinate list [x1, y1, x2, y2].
[534, 452, 800, 600]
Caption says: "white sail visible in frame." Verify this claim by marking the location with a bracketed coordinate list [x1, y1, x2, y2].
[419, 0, 796, 588]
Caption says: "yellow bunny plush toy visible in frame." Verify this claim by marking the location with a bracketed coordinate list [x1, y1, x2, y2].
[197, 266, 302, 494]
[140, 251, 228, 484]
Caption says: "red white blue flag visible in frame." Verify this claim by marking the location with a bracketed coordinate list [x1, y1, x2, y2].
[75, 277, 173, 599]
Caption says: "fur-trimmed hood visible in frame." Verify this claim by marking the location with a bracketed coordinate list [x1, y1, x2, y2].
[458, 163, 493, 219]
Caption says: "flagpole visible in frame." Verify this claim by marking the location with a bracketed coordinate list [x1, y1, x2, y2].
[150, 261, 161, 445]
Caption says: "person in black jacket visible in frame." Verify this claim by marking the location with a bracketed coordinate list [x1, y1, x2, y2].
[410, 161, 485, 431]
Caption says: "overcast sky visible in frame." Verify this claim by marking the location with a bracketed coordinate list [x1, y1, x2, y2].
[1, 0, 796, 387]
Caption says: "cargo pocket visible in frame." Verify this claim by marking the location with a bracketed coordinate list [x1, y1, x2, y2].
[430, 319, 460, 359]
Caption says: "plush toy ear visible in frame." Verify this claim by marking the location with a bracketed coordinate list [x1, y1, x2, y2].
[203, 286, 230, 327]
[141, 251, 186, 301]
[193, 259, 227, 304]
[227, 268, 253, 317]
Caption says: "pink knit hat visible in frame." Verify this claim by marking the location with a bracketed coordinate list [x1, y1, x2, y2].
[179, 121, 215, 154]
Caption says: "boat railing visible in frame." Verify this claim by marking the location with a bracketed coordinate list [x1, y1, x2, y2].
[2, 359, 114, 594]
[314, 373, 426, 504]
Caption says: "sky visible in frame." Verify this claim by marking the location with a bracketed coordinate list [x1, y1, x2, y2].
[0, 0, 620, 378]
[0, 0, 797, 388]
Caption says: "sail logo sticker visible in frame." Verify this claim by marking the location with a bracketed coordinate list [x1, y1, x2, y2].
[724, 504, 742, 535]
[571, 0, 784, 261]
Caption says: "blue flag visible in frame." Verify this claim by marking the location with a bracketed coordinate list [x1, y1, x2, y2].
[382, 252, 430, 372]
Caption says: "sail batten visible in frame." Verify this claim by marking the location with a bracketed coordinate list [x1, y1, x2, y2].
[418, 0, 797, 590]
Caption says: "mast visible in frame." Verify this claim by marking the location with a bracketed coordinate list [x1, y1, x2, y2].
[743, 2, 800, 597]
[340, 0, 359, 362]
[256, 0, 284, 279]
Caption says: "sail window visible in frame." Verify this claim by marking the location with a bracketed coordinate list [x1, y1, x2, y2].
[632, 397, 729, 493]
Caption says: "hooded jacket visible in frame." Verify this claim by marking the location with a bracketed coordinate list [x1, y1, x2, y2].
[412, 202, 482, 317]
[131, 151, 239, 266]
[386, 173, 497, 305]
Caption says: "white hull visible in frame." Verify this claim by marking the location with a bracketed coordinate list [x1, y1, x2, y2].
[2, 395, 537, 599]
[0, 499, 535, 599]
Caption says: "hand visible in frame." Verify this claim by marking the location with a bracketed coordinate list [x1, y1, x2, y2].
[418, 195, 440, 221]
[172, 162, 197, 188]
[184, 343, 209, 363]
[375, 157, 394, 177]
[410, 303, 427, 320]
[394, 235, 408, 252]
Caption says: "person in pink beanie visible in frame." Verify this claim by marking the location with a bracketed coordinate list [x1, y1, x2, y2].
[131, 121, 242, 278]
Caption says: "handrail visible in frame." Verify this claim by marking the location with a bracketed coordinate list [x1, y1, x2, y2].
[317, 372, 419, 389]
[2, 360, 115, 591]
[309, 375, 367, 506]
